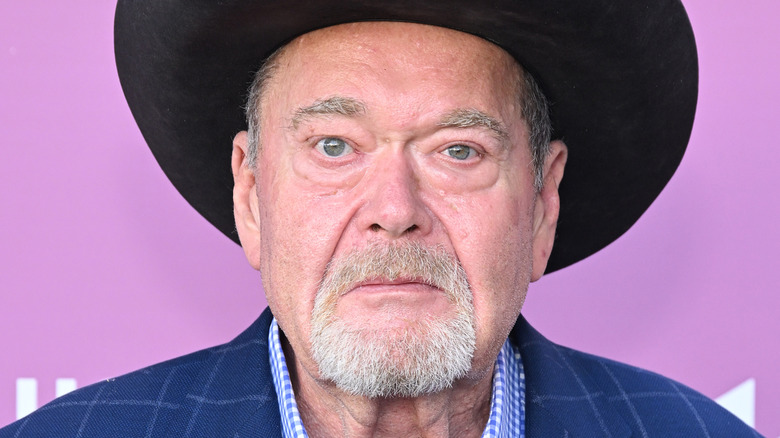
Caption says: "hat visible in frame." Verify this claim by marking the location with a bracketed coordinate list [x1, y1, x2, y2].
[114, 0, 697, 273]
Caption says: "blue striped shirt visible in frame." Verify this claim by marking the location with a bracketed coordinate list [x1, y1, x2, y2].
[269, 318, 525, 437]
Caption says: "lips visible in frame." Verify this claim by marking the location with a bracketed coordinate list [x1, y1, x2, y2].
[345, 277, 441, 296]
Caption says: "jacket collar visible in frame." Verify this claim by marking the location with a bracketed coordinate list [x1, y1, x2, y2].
[512, 314, 631, 437]
[166, 309, 631, 437]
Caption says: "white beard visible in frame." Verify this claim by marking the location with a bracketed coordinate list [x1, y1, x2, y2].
[310, 242, 476, 398]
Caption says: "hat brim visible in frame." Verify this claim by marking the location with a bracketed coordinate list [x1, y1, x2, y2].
[114, 0, 697, 273]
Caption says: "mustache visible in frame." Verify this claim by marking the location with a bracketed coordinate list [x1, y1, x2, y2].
[310, 242, 478, 398]
[316, 242, 473, 303]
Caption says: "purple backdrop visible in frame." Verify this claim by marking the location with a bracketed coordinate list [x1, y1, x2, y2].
[1, 1, 777, 435]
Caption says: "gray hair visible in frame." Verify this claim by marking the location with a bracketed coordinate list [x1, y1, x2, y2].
[244, 46, 285, 170]
[244, 45, 552, 190]
[520, 69, 552, 190]
[310, 241, 476, 397]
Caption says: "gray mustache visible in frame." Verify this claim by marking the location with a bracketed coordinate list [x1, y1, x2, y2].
[317, 242, 473, 304]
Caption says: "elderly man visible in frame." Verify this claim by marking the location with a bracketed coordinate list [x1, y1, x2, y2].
[0, 0, 761, 437]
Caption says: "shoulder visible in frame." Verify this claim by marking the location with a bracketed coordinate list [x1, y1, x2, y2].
[0, 349, 212, 437]
[562, 345, 760, 437]
[512, 316, 761, 437]
[0, 310, 277, 438]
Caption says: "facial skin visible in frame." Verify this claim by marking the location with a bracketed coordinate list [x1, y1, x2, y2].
[232, 22, 567, 437]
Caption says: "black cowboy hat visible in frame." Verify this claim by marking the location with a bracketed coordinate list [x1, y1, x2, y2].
[114, 0, 697, 274]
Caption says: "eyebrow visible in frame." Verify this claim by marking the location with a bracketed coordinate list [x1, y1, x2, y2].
[437, 108, 509, 141]
[290, 96, 366, 129]
[289, 99, 508, 142]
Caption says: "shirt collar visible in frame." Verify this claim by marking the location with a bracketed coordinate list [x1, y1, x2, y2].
[268, 317, 525, 438]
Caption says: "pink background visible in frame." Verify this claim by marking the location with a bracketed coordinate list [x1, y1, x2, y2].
[1, 1, 777, 435]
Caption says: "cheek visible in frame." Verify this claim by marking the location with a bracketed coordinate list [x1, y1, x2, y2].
[468, 215, 532, 312]
[255, 194, 333, 369]
[256, 166, 358, 325]
[438, 191, 534, 348]
[259, 190, 328, 302]
[473, 226, 532, 362]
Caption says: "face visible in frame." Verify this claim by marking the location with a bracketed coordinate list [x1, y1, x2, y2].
[233, 22, 566, 393]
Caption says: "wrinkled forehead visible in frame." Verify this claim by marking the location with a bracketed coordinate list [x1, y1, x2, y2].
[262, 22, 525, 118]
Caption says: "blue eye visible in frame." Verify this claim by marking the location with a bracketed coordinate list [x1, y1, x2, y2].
[443, 144, 477, 160]
[315, 138, 353, 158]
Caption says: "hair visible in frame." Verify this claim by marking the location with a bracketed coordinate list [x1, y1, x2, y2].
[244, 45, 285, 171]
[244, 43, 552, 190]
[310, 241, 476, 397]
[520, 68, 552, 190]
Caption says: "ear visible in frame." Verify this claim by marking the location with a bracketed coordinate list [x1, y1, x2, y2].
[530, 140, 568, 281]
[232, 131, 262, 270]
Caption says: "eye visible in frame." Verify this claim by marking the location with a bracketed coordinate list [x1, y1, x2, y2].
[442, 144, 478, 160]
[315, 137, 353, 158]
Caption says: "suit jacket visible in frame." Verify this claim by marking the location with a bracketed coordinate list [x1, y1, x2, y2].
[1, 308, 761, 437]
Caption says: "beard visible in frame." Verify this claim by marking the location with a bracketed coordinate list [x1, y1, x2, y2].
[310, 242, 476, 398]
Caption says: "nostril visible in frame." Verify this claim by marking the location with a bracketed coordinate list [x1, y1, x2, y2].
[369, 223, 418, 233]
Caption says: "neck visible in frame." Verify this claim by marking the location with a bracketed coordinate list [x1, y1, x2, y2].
[285, 342, 494, 438]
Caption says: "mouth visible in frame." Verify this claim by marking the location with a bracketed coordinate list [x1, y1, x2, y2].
[344, 276, 443, 296]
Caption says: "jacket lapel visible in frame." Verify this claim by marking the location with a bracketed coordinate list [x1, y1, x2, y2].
[164, 308, 282, 437]
[512, 315, 632, 438]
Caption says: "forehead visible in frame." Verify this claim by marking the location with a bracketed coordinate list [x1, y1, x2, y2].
[283, 21, 515, 67]
[264, 22, 523, 122]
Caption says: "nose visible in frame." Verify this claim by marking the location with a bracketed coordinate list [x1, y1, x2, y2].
[356, 152, 432, 239]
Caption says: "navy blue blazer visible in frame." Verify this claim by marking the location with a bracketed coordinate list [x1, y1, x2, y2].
[1, 308, 761, 437]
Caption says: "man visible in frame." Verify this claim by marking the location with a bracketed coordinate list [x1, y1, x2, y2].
[0, 1, 761, 437]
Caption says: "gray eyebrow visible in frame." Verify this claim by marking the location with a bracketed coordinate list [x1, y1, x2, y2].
[438, 108, 509, 141]
[290, 96, 367, 129]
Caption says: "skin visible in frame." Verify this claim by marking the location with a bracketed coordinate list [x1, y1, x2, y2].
[232, 22, 567, 437]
